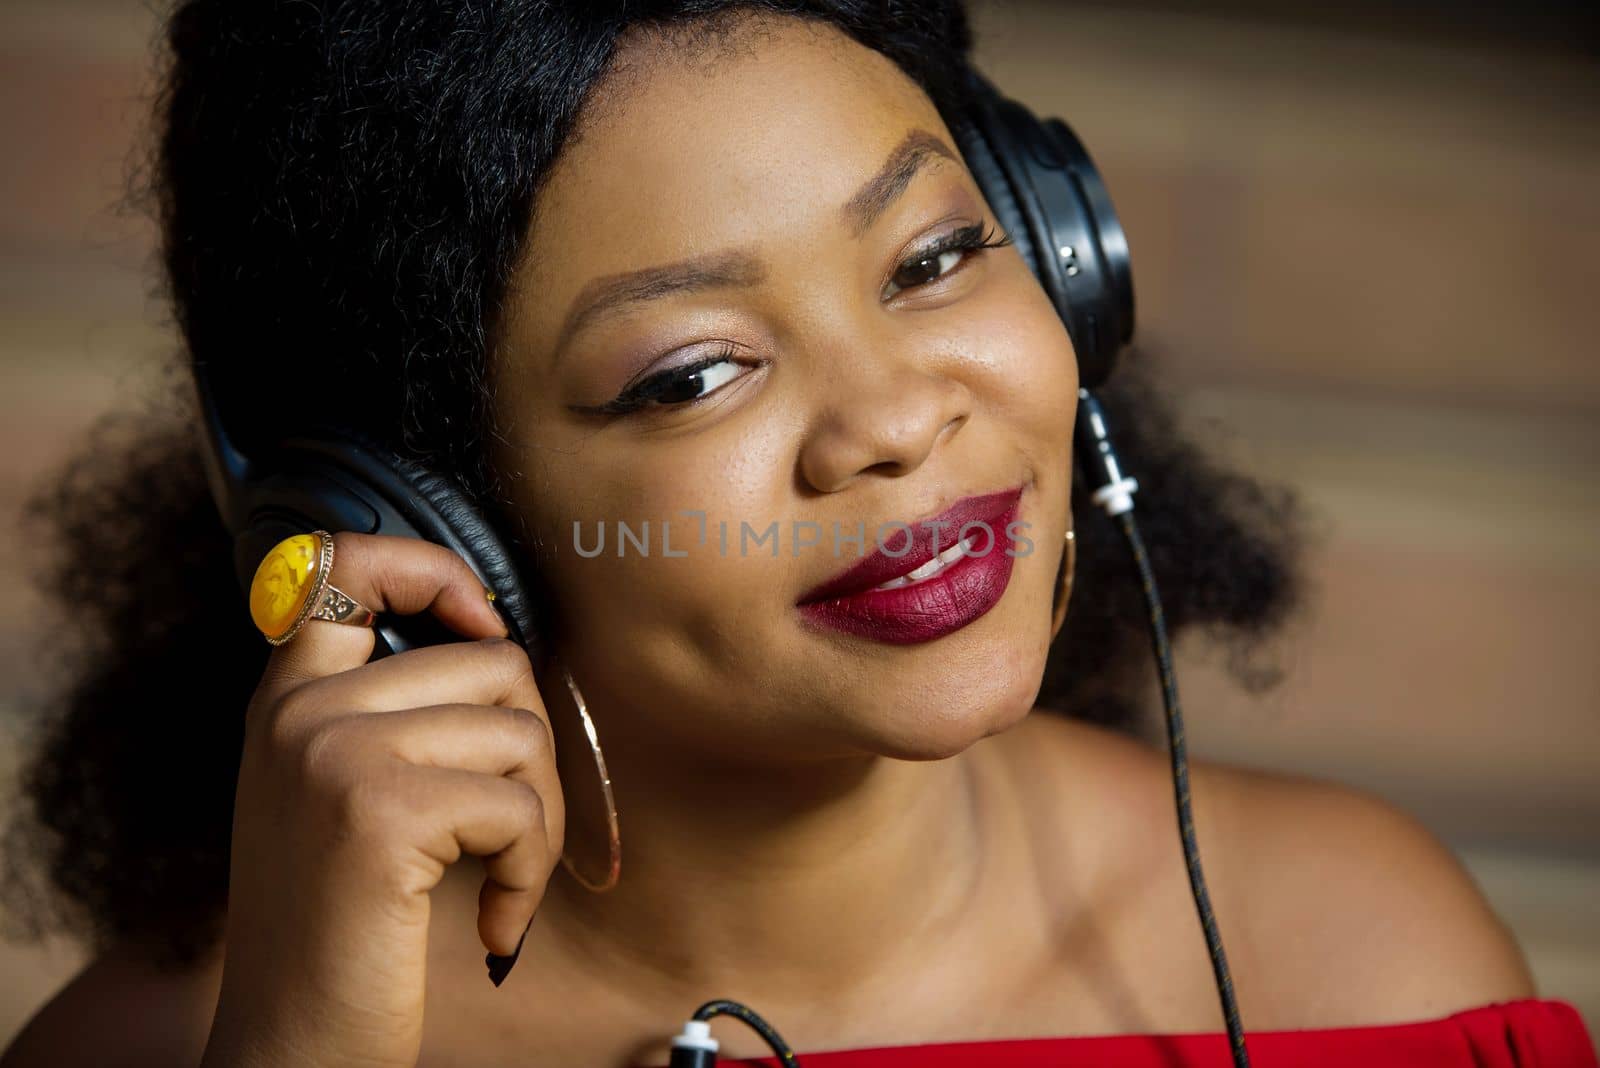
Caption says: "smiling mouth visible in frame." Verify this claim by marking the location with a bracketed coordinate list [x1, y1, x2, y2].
[868, 534, 979, 591]
[796, 486, 1024, 604]
[795, 485, 1026, 645]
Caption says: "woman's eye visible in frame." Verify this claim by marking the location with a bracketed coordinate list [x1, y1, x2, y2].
[883, 222, 1011, 300]
[586, 349, 753, 416]
[646, 358, 744, 406]
[886, 249, 965, 296]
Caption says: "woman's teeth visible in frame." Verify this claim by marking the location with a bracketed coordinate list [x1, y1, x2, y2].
[871, 535, 977, 592]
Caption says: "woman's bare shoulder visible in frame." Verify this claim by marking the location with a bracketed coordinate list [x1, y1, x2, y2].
[0, 940, 221, 1068]
[1009, 709, 1537, 1028]
[1199, 754, 1537, 1024]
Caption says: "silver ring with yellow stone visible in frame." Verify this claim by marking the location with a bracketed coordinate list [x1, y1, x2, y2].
[249, 530, 377, 646]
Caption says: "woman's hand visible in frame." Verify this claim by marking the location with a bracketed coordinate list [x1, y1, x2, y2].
[200, 533, 565, 1068]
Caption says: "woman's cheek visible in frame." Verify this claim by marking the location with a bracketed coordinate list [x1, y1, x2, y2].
[959, 288, 1078, 432]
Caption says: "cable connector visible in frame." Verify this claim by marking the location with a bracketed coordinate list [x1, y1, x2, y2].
[1090, 475, 1139, 516]
[1075, 387, 1139, 516]
[668, 999, 802, 1067]
[668, 1019, 719, 1068]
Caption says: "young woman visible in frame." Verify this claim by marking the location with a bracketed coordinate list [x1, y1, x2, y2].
[3, 2, 1592, 1066]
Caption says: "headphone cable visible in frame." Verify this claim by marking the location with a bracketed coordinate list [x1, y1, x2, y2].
[1077, 388, 1252, 1068]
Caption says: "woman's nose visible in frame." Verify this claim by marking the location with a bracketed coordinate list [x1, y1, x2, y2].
[797, 356, 973, 493]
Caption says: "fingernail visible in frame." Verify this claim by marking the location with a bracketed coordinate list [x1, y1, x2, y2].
[485, 915, 534, 987]
[483, 588, 510, 637]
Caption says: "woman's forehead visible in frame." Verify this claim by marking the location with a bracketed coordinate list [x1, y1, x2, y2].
[511, 16, 951, 328]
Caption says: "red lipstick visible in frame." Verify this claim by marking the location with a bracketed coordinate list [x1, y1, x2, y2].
[796, 485, 1026, 644]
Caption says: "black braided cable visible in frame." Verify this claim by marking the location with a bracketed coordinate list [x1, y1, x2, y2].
[1117, 510, 1251, 1068]
[691, 999, 803, 1067]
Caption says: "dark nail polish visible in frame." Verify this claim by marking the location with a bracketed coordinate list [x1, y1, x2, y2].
[485, 915, 535, 987]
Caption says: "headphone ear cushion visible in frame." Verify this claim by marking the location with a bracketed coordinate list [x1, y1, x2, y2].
[276, 428, 545, 656]
[385, 452, 545, 651]
[952, 109, 1041, 278]
[952, 68, 1134, 391]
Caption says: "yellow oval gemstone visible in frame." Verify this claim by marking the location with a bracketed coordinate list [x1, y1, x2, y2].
[249, 533, 323, 640]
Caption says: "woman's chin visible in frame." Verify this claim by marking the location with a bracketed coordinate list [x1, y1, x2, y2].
[865, 676, 1042, 762]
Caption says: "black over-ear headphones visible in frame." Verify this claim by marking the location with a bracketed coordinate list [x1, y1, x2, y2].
[195, 67, 1134, 655]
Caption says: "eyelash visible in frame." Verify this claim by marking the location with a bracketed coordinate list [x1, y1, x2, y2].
[590, 221, 1013, 417]
[884, 221, 1012, 298]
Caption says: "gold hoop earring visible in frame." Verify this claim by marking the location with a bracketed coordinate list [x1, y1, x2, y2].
[554, 660, 621, 893]
[1049, 528, 1076, 642]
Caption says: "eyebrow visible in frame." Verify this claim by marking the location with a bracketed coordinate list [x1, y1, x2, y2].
[554, 248, 767, 358]
[552, 127, 962, 358]
[840, 128, 961, 238]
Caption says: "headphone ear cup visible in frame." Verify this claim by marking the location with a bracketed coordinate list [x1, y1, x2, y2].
[952, 107, 1041, 278]
[239, 432, 545, 659]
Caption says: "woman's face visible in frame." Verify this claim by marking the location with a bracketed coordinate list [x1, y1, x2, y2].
[490, 15, 1077, 765]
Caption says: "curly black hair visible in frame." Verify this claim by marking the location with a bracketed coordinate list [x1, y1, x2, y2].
[2, 0, 1306, 971]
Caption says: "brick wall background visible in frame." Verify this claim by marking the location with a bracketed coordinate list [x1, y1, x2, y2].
[1, 0, 1595, 1050]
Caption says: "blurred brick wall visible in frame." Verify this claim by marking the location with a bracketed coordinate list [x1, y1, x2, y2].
[963, 1, 1600, 1035]
[1, 0, 1595, 1048]
[960, 1, 1599, 847]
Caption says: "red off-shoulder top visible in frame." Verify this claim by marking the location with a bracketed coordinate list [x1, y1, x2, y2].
[649, 999, 1596, 1067]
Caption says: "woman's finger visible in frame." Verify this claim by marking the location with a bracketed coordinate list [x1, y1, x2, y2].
[276, 639, 542, 735]
[322, 702, 563, 839]
[257, 532, 509, 702]
[399, 765, 561, 955]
